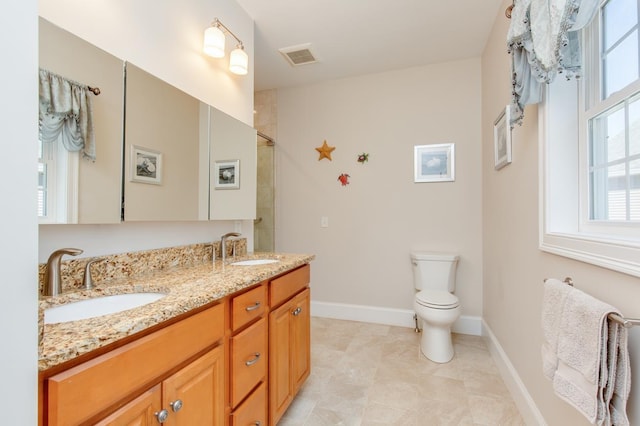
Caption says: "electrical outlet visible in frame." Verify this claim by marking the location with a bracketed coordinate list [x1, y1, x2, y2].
[321, 216, 329, 228]
[234, 220, 242, 233]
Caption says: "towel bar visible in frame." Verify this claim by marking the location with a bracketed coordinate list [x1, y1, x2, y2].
[544, 277, 640, 329]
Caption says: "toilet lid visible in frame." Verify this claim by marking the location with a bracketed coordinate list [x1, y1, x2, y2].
[415, 290, 459, 308]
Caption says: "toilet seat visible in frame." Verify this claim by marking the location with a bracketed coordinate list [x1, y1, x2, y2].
[415, 290, 459, 309]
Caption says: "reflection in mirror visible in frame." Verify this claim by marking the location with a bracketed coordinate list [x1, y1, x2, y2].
[38, 18, 124, 224]
[209, 108, 257, 220]
[123, 63, 208, 221]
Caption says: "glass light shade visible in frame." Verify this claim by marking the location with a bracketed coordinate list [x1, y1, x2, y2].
[229, 47, 248, 75]
[203, 26, 225, 58]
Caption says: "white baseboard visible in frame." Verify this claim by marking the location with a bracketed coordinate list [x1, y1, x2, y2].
[482, 320, 547, 426]
[310, 301, 482, 336]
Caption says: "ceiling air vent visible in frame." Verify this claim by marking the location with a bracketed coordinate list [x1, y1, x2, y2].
[279, 43, 318, 67]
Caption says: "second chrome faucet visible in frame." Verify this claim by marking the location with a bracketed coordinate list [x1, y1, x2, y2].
[220, 232, 241, 264]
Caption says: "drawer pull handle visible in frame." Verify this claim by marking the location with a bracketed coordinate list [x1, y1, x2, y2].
[245, 352, 261, 366]
[155, 409, 169, 423]
[170, 399, 183, 412]
[255, 422, 262, 426]
[245, 301, 261, 312]
[292, 307, 302, 316]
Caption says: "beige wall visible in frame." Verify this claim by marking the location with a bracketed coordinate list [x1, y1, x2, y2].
[275, 59, 483, 323]
[482, 1, 640, 424]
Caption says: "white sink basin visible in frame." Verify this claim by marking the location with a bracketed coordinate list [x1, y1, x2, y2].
[44, 293, 167, 324]
[230, 259, 280, 266]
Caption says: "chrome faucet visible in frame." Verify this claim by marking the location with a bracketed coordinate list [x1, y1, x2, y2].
[220, 232, 241, 263]
[43, 248, 83, 296]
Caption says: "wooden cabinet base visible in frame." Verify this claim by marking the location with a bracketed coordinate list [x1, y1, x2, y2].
[40, 264, 312, 426]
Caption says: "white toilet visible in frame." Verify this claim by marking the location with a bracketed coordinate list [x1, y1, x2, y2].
[411, 251, 460, 363]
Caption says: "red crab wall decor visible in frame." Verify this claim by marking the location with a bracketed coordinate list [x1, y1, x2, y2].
[338, 173, 350, 186]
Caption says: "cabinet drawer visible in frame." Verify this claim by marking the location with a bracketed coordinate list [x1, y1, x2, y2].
[230, 317, 267, 408]
[47, 303, 224, 426]
[231, 382, 266, 426]
[269, 264, 310, 308]
[231, 284, 266, 331]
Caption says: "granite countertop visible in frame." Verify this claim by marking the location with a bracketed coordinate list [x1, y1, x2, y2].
[39, 252, 314, 371]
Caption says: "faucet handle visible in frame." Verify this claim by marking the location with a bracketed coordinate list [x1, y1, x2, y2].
[83, 259, 102, 290]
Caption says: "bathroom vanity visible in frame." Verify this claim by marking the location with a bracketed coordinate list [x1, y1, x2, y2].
[38, 253, 313, 425]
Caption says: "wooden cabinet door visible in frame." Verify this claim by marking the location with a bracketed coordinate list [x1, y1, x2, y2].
[94, 384, 162, 426]
[268, 287, 311, 425]
[162, 345, 225, 426]
[291, 289, 311, 394]
[268, 298, 294, 424]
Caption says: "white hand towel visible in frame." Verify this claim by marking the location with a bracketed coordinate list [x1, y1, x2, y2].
[542, 281, 631, 425]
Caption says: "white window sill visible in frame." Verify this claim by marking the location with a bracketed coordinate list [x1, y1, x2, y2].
[540, 231, 640, 278]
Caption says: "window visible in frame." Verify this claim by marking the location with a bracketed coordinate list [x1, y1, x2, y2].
[38, 137, 79, 224]
[541, 0, 640, 277]
[586, 0, 640, 225]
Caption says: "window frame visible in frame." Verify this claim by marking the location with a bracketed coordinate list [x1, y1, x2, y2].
[38, 138, 79, 224]
[539, 1, 640, 277]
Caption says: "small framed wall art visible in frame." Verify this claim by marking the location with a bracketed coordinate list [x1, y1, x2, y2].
[414, 143, 455, 183]
[493, 106, 512, 170]
[214, 159, 240, 189]
[131, 145, 162, 185]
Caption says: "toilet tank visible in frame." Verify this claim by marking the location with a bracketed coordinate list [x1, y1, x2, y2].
[411, 252, 459, 292]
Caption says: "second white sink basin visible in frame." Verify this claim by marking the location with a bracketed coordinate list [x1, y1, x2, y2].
[230, 259, 280, 266]
[44, 293, 167, 324]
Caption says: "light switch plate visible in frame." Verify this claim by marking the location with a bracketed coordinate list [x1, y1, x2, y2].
[321, 216, 329, 228]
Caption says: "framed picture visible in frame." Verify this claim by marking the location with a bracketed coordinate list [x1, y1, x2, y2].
[214, 160, 240, 189]
[131, 145, 162, 185]
[493, 106, 512, 170]
[414, 143, 455, 183]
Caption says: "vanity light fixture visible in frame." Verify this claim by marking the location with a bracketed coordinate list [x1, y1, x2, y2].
[203, 18, 248, 76]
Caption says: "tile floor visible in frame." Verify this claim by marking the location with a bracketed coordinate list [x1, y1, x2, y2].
[278, 317, 525, 426]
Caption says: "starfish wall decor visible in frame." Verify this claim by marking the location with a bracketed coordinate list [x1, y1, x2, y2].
[315, 140, 335, 161]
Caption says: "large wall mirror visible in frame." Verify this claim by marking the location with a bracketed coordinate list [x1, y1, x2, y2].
[38, 18, 123, 224]
[38, 18, 257, 224]
[209, 107, 257, 220]
[123, 63, 208, 222]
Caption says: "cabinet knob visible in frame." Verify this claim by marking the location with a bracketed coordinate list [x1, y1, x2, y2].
[154, 409, 169, 423]
[170, 399, 183, 412]
[292, 307, 302, 316]
[245, 301, 261, 312]
[254, 422, 262, 426]
[245, 352, 261, 366]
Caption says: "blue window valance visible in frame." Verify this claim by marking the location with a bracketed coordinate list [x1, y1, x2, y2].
[507, 0, 599, 127]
